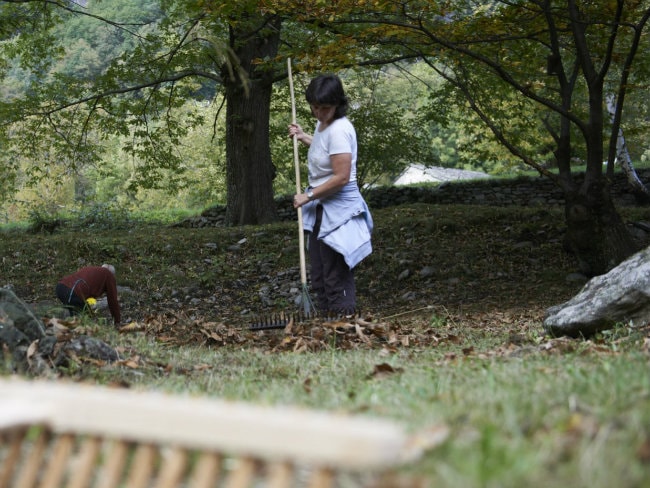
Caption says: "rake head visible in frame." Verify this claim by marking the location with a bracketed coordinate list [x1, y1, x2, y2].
[249, 309, 360, 331]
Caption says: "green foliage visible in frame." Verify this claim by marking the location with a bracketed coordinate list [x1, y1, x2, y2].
[26, 207, 62, 234]
[424, 65, 557, 173]
[70, 201, 134, 230]
[1, 0, 207, 215]
[3, 0, 650, 229]
[345, 67, 428, 187]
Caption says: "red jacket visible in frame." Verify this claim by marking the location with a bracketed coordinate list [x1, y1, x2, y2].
[59, 266, 121, 324]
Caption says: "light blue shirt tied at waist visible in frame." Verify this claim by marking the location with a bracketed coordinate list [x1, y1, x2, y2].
[302, 182, 373, 269]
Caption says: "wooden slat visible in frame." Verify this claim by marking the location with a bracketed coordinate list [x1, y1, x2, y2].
[0, 427, 27, 488]
[123, 443, 157, 488]
[156, 447, 188, 488]
[266, 461, 294, 488]
[0, 402, 48, 430]
[40, 433, 75, 488]
[189, 452, 222, 488]
[308, 467, 334, 488]
[0, 380, 413, 471]
[0, 379, 420, 488]
[67, 437, 102, 488]
[224, 457, 256, 488]
[14, 428, 50, 488]
[96, 440, 129, 488]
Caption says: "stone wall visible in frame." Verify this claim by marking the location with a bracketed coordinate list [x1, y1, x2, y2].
[366, 169, 650, 210]
[177, 169, 650, 228]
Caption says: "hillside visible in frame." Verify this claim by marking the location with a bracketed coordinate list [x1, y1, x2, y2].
[1, 203, 618, 349]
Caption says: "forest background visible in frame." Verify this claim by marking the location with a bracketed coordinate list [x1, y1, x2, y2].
[0, 0, 461, 223]
[2, 0, 649, 230]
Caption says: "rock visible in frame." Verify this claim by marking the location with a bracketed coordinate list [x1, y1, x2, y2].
[0, 287, 118, 374]
[0, 290, 46, 343]
[398, 269, 410, 280]
[543, 246, 650, 337]
[419, 266, 436, 278]
[61, 336, 119, 363]
[0, 287, 47, 372]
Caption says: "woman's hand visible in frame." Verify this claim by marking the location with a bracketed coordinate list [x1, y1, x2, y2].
[293, 192, 310, 209]
[288, 123, 312, 145]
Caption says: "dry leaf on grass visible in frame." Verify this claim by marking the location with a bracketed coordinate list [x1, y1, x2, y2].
[284, 315, 294, 334]
[118, 358, 141, 369]
[355, 323, 371, 344]
[26, 340, 38, 362]
[119, 321, 144, 332]
[637, 436, 650, 463]
[45, 317, 71, 334]
[368, 362, 404, 379]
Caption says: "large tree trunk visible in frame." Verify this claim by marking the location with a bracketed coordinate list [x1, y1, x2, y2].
[563, 173, 639, 277]
[224, 79, 278, 225]
[222, 16, 282, 226]
[559, 40, 640, 276]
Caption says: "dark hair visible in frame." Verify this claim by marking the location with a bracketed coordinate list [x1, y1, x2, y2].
[305, 74, 348, 119]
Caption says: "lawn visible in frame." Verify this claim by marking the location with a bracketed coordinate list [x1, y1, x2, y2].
[1, 203, 649, 487]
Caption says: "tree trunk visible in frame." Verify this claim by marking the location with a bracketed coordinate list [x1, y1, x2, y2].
[605, 93, 650, 204]
[224, 79, 278, 225]
[222, 16, 282, 226]
[563, 175, 639, 276]
[559, 38, 640, 277]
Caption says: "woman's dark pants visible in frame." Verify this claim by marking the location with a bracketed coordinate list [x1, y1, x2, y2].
[308, 205, 356, 314]
[55, 283, 85, 316]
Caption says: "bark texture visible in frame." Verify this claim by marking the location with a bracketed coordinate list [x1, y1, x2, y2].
[223, 16, 282, 226]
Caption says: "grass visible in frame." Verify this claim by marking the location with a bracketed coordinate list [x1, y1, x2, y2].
[1, 203, 650, 487]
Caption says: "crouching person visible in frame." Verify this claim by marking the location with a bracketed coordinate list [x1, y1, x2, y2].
[56, 264, 121, 326]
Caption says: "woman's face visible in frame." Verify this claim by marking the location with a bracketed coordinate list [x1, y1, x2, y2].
[310, 104, 336, 124]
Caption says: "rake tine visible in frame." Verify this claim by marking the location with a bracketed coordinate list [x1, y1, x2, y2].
[300, 283, 317, 316]
[249, 308, 363, 331]
[249, 312, 291, 331]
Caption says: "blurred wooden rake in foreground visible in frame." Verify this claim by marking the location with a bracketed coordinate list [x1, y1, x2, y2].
[0, 378, 437, 488]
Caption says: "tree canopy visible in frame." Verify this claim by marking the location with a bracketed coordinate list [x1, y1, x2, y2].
[3, 0, 650, 274]
[296, 0, 650, 273]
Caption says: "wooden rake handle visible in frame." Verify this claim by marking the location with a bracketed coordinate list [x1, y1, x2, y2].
[288, 58, 308, 288]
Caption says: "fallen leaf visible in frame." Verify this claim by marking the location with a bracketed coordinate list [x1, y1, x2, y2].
[355, 323, 371, 344]
[324, 320, 354, 330]
[26, 340, 38, 361]
[117, 358, 141, 369]
[284, 316, 294, 334]
[369, 362, 404, 379]
[46, 317, 70, 333]
[462, 346, 474, 355]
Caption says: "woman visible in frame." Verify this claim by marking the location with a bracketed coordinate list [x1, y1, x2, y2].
[289, 74, 373, 315]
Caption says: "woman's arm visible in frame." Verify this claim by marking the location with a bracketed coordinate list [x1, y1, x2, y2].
[293, 153, 351, 208]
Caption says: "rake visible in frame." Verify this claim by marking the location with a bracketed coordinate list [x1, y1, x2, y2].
[288, 57, 317, 319]
[249, 59, 316, 331]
